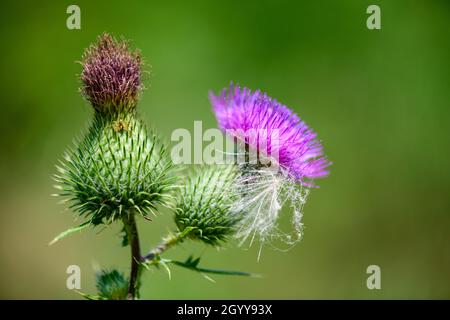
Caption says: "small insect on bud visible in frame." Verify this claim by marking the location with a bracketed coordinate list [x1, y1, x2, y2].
[80, 33, 143, 114]
[174, 165, 244, 245]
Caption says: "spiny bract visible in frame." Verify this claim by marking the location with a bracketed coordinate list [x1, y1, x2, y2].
[174, 165, 244, 245]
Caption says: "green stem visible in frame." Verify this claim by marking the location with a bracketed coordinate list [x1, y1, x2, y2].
[142, 232, 185, 262]
[123, 213, 141, 300]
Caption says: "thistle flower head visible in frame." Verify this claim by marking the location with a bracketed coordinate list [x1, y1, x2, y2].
[210, 84, 330, 187]
[210, 84, 330, 249]
[174, 165, 243, 245]
[81, 33, 143, 114]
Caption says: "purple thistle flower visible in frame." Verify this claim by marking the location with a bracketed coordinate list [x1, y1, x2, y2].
[80, 33, 143, 113]
[210, 84, 330, 187]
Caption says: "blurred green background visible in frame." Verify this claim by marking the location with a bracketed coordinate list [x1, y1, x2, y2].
[1, 0, 449, 299]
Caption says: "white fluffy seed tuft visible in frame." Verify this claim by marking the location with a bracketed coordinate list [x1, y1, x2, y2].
[232, 163, 310, 253]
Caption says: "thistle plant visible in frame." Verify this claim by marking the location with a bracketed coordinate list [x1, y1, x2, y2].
[53, 33, 329, 300]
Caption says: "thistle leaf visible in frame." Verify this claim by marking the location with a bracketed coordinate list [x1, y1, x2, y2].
[168, 255, 258, 277]
[75, 290, 103, 300]
[49, 221, 91, 246]
[120, 225, 129, 247]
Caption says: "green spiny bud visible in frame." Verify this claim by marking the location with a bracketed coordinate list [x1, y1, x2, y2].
[55, 112, 173, 225]
[174, 164, 244, 245]
[96, 269, 128, 300]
